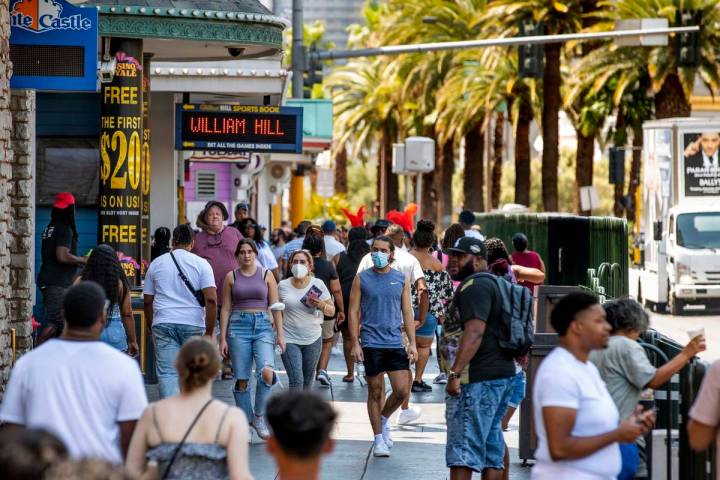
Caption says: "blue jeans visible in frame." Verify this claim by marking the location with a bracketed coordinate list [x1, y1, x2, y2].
[100, 317, 128, 352]
[507, 370, 526, 409]
[281, 337, 322, 391]
[415, 311, 438, 338]
[446, 377, 514, 472]
[227, 311, 278, 419]
[153, 323, 205, 399]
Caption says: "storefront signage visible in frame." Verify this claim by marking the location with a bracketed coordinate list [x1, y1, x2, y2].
[9, 0, 98, 91]
[683, 132, 720, 196]
[175, 104, 303, 153]
[99, 39, 144, 284]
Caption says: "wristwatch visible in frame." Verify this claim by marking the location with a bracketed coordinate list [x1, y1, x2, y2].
[447, 371, 460, 381]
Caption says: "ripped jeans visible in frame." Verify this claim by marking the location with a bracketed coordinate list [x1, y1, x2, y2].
[227, 311, 278, 420]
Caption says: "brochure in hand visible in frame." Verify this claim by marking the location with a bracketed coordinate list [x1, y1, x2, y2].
[300, 284, 323, 309]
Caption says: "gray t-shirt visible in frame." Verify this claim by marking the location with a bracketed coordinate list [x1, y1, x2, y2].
[589, 335, 656, 419]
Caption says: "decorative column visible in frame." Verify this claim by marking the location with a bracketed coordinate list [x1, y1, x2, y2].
[141, 53, 152, 275]
[99, 38, 143, 284]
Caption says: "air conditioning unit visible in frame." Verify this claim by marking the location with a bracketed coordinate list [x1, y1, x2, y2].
[266, 162, 292, 197]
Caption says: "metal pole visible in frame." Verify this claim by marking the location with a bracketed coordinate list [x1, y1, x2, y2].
[405, 175, 411, 207]
[314, 26, 699, 61]
[291, 0, 304, 98]
[416, 174, 423, 220]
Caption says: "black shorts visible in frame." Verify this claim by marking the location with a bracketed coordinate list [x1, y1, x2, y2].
[362, 347, 409, 377]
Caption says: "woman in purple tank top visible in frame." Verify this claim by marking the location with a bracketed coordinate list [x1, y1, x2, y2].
[219, 239, 284, 440]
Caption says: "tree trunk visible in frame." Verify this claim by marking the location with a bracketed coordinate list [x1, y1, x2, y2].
[612, 110, 628, 218]
[334, 143, 348, 194]
[436, 139, 455, 227]
[464, 125, 484, 212]
[385, 138, 399, 212]
[626, 127, 643, 223]
[655, 73, 691, 119]
[574, 131, 594, 215]
[542, 43, 561, 212]
[515, 94, 532, 206]
[378, 128, 399, 215]
[491, 112, 504, 209]
[421, 171, 437, 225]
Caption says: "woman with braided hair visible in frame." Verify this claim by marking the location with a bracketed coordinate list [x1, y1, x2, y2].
[77, 244, 138, 356]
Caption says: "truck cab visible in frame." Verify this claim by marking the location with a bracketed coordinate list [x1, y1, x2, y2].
[665, 207, 720, 314]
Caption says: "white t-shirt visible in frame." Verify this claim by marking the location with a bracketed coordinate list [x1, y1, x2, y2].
[0, 340, 147, 464]
[257, 241, 279, 271]
[324, 235, 346, 259]
[143, 249, 215, 328]
[278, 277, 331, 345]
[464, 229, 485, 241]
[532, 347, 621, 480]
[357, 248, 425, 284]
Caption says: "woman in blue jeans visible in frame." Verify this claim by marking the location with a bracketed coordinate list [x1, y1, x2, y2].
[278, 250, 334, 392]
[77, 244, 138, 356]
[219, 239, 284, 440]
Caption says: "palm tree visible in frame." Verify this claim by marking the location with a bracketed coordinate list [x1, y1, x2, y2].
[483, 0, 584, 212]
[596, 0, 720, 119]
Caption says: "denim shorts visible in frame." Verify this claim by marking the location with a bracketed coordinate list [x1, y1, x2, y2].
[507, 370, 526, 409]
[100, 317, 128, 352]
[446, 377, 513, 472]
[415, 311, 438, 338]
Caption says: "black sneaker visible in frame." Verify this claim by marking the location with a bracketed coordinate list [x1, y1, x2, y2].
[412, 381, 433, 392]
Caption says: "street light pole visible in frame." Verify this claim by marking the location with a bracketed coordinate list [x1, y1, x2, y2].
[290, 0, 305, 227]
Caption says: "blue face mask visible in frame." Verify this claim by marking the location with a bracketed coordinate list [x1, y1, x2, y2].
[371, 251, 390, 269]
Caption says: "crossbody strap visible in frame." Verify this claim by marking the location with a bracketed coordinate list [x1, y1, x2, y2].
[170, 251, 199, 299]
[161, 399, 213, 480]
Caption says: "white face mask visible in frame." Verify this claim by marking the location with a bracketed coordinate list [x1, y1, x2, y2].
[291, 264, 309, 279]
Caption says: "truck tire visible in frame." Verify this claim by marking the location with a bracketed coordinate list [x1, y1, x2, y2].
[669, 293, 684, 316]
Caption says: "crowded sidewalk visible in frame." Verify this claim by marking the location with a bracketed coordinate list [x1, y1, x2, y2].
[141, 346, 532, 480]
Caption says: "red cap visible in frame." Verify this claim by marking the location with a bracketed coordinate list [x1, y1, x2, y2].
[53, 192, 75, 209]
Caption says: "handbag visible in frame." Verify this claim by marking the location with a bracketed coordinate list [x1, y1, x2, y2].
[160, 399, 214, 480]
[169, 252, 206, 307]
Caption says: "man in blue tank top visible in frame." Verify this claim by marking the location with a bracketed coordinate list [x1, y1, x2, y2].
[348, 236, 418, 458]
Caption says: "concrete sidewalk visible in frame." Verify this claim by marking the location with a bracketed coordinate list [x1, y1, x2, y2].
[146, 346, 533, 480]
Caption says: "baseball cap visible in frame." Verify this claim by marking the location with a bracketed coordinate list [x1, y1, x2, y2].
[53, 192, 75, 209]
[446, 237, 487, 259]
[236, 201, 250, 212]
[321, 220, 337, 233]
[372, 219, 391, 231]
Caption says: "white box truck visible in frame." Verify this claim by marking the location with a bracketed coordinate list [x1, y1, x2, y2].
[630, 118, 720, 315]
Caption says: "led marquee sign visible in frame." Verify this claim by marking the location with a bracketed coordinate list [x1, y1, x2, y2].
[175, 104, 303, 154]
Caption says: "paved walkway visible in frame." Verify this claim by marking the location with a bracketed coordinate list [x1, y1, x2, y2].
[146, 346, 533, 480]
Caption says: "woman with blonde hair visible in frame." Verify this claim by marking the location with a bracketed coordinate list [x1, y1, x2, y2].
[126, 337, 252, 480]
[278, 249, 335, 391]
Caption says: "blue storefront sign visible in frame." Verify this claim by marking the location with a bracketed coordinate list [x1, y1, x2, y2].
[9, 0, 98, 91]
[175, 104, 303, 154]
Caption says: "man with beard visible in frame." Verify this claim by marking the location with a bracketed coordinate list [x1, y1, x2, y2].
[444, 237, 515, 480]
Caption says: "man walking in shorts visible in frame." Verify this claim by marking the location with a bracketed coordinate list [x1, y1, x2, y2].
[348, 236, 418, 457]
[445, 237, 516, 479]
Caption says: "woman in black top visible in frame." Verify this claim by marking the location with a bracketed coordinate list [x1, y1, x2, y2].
[37, 192, 87, 344]
[301, 235, 344, 386]
[334, 227, 370, 382]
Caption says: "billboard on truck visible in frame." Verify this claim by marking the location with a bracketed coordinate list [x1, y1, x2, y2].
[682, 131, 720, 197]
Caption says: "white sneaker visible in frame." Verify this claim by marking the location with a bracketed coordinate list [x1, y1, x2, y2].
[397, 406, 422, 425]
[373, 439, 391, 457]
[317, 369, 331, 386]
[253, 416, 271, 440]
[382, 424, 394, 449]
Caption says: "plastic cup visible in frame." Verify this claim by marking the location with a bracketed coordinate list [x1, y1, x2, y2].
[687, 327, 705, 340]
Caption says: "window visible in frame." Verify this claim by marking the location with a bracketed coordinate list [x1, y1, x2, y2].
[195, 170, 217, 199]
[37, 137, 99, 206]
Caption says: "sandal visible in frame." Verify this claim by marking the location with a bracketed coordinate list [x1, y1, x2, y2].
[222, 367, 234, 380]
[342, 374, 354, 383]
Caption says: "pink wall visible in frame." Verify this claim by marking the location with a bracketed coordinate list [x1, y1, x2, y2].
[185, 162, 232, 203]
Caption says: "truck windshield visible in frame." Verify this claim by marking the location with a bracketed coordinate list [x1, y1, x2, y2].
[677, 212, 720, 249]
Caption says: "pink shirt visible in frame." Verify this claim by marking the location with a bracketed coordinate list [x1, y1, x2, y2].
[511, 250, 544, 293]
[689, 360, 720, 479]
[192, 227, 243, 306]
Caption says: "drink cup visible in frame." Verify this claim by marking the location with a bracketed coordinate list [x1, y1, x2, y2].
[687, 327, 705, 340]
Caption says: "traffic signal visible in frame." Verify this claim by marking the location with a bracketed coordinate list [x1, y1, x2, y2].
[609, 147, 625, 185]
[675, 10, 701, 67]
[518, 20, 544, 79]
[303, 43, 323, 99]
